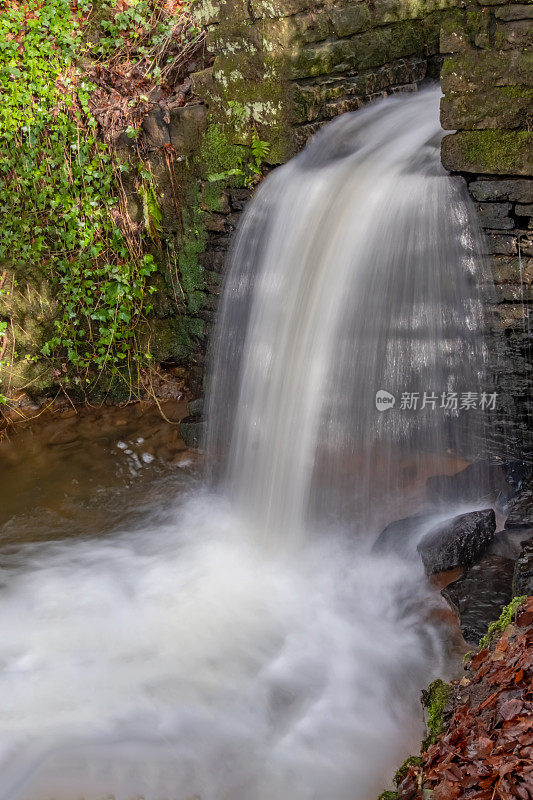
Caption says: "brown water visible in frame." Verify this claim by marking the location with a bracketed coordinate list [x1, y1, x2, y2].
[0, 399, 199, 548]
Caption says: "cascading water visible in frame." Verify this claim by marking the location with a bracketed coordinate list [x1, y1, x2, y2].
[0, 87, 491, 800]
[207, 87, 490, 540]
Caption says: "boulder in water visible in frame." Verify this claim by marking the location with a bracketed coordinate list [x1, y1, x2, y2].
[179, 415, 206, 449]
[512, 537, 533, 596]
[441, 555, 515, 644]
[426, 462, 512, 506]
[417, 509, 496, 575]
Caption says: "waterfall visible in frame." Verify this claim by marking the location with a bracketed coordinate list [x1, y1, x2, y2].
[207, 87, 489, 544]
[0, 87, 492, 800]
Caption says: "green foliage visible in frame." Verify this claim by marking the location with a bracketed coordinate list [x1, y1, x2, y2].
[422, 679, 452, 750]
[0, 0, 159, 396]
[201, 123, 271, 187]
[479, 596, 527, 649]
[377, 792, 398, 800]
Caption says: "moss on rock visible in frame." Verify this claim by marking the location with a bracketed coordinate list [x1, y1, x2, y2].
[441, 131, 533, 175]
[422, 678, 452, 750]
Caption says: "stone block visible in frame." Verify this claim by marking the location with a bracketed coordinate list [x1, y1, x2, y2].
[440, 88, 533, 131]
[486, 233, 518, 255]
[329, 3, 371, 37]
[141, 109, 170, 150]
[441, 131, 533, 176]
[291, 11, 331, 43]
[516, 203, 533, 217]
[169, 105, 208, 153]
[440, 51, 533, 94]
[491, 256, 533, 284]
[469, 179, 533, 203]
[476, 202, 514, 230]
[440, 26, 469, 54]
[495, 4, 533, 21]
[494, 19, 533, 50]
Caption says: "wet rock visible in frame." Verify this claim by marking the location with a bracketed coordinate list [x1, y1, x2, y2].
[502, 459, 533, 492]
[372, 513, 439, 559]
[505, 478, 533, 528]
[417, 509, 496, 575]
[512, 537, 533, 596]
[187, 398, 204, 417]
[426, 462, 511, 506]
[442, 555, 515, 644]
[179, 415, 205, 449]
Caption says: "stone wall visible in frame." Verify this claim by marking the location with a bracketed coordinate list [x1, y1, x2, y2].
[194, 0, 459, 160]
[179, 0, 463, 392]
[439, 0, 533, 459]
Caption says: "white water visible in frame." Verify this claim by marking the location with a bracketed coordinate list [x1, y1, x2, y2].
[0, 88, 489, 799]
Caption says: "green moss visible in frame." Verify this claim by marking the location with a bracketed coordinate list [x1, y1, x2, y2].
[421, 679, 452, 750]
[442, 130, 533, 175]
[501, 85, 533, 100]
[202, 182, 226, 212]
[465, 131, 532, 173]
[198, 122, 247, 186]
[378, 792, 399, 800]
[394, 756, 423, 786]
[479, 596, 527, 649]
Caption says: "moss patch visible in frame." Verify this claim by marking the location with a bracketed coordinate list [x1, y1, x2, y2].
[442, 130, 533, 175]
[422, 679, 452, 750]
[479, 596, 527, 649]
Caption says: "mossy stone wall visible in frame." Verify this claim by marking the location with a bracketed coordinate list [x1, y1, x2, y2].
[440, 0, 533, 458]
[193, 0, 460, 158]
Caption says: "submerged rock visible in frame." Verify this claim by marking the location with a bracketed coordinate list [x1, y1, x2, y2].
[441, 554, 515, 644]
[417, 509, 496, 575]
[426, 462, 512, 506]
[512, 537, 533, 596]
[179, 415, 206, 449]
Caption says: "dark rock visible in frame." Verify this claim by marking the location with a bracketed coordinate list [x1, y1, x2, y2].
[372, 513, 440, 558]
[469, 179, 533, 204]
[502, 460, 533, 492]
[417, 509, 496, 575]
[179, 415, 205, 449]
[512, 537, 533, 595]
[187, 398, 204, 417]
[141, 110, 170, 149]
[442, 555, 515, 644]
[169, 105, 208, 152]
[486, 233, 517, 255]
[476, 202, 514, 231]
[426, 462, 512, 506]
[505, 478, 533, 528]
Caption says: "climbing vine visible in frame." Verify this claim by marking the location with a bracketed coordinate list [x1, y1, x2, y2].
[0, 0, 163, 399]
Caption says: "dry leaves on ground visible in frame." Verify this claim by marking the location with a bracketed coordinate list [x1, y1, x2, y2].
[397, 597, 533, 800]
